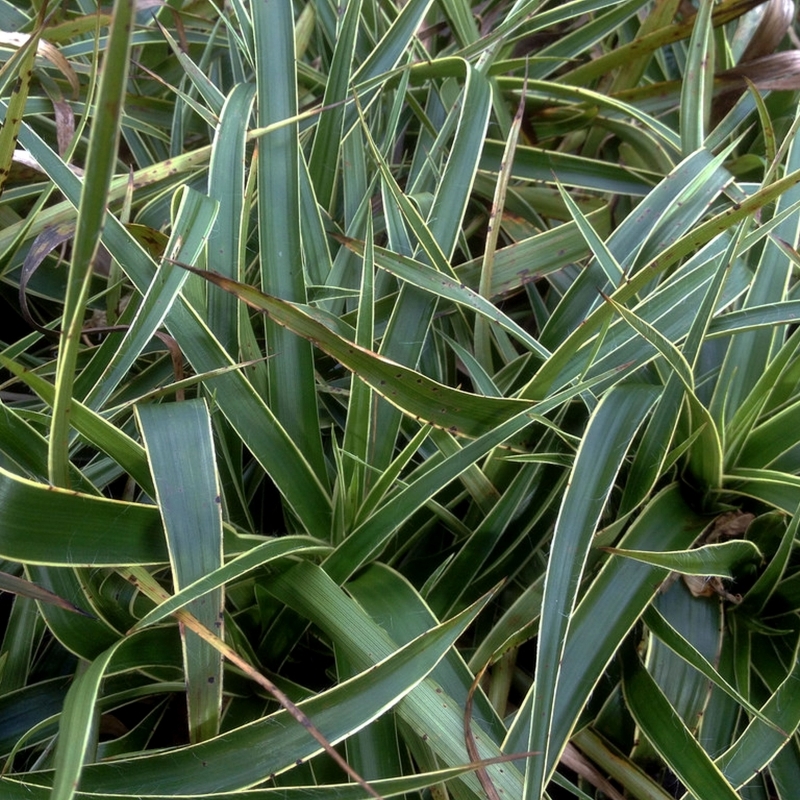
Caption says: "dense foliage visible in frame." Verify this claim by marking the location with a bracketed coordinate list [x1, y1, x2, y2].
[2, 0, 800, 797]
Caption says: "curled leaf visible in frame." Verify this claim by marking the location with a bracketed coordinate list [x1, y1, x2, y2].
[0, 31, 80, 96]
[602, 539, 762, 578]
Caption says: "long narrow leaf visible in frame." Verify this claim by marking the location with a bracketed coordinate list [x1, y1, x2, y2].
[516, 383, 660, 796]
[49, 0, 134, 487]
[253, 0, 327, 487]
[180, 266, 534, 439]
[136, 400, 224, 743]
[41, 583, 491, 795]
[622, 645, 741, 800]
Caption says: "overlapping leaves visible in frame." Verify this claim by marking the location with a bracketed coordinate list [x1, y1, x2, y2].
[1, 1, 800, 800]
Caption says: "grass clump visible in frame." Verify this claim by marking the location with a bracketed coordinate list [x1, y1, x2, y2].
[2, 1, 800, 798]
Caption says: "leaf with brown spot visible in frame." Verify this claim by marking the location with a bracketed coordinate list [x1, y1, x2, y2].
[124, 223, 169, 260]
[0, 25, 42, 198]
[0, 570, 94, 616]
[177, 265, 536, 440]
[19, 223, 76, 337]
[0, 31, 80, 96]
